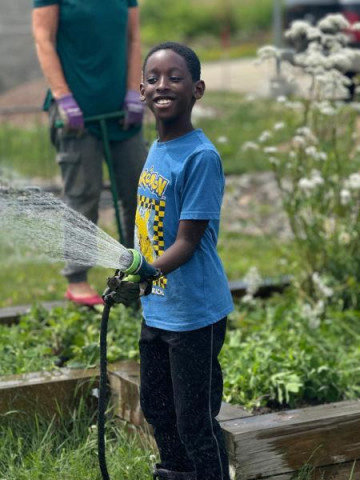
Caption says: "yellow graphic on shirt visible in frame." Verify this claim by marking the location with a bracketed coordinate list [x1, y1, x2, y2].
[135, 194, 167, 293]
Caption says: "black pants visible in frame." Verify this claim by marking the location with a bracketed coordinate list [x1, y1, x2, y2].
[139, 318, 230, 480]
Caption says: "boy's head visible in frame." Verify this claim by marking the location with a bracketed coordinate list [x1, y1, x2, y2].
[143, 42, 201, 82]
[140, 42, 205, 127]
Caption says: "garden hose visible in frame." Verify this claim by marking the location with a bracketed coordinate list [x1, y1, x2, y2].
[98, 299, 112, 480]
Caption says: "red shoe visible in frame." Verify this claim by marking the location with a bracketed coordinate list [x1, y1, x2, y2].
[65, 288, 104, 306]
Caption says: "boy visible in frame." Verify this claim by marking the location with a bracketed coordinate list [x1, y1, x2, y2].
[120, 42, 233, 480]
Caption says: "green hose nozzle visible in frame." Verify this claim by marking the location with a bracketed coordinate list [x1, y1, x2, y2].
[123, 249, 161, 283]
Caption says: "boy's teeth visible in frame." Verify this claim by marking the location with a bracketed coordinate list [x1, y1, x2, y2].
[157, 99, 171, 104]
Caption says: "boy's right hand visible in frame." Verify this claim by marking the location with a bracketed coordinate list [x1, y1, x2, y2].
[102, 281, 140, 307]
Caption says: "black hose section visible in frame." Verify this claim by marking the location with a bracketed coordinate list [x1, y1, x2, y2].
[98, 301, 112, 480]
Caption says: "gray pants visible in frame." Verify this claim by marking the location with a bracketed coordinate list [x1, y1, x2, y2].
[50, 108, 147, 283]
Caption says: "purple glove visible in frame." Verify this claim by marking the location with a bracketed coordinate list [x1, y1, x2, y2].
[123, 90, 144, 130]
[56, 94, 84, 130]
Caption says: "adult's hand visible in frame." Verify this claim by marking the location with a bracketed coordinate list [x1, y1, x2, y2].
[56, 94, 84, 130]
[123, 89, 144, 129]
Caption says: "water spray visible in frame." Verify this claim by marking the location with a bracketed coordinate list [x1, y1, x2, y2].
[0, 186, 160, 480]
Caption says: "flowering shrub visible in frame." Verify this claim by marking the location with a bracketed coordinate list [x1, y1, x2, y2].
[252, 14, 360, 309]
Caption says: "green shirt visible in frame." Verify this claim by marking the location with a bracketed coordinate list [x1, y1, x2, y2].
[33, 0, 140, 141]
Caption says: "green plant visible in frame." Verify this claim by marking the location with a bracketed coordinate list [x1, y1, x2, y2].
[0, 400, 156, 479]
[247, 15, 360, 309]
[221, 293, 360, 409]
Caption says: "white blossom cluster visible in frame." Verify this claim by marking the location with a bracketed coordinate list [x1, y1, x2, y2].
[301, 300, 325, 329]
[243, 266, 263, 299]
[312, 272, 334, 298]
[298, 169, 324, 193]
[284, 14, 360, 100]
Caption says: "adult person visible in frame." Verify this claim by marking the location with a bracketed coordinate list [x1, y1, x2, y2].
[32, 0, 147, 305]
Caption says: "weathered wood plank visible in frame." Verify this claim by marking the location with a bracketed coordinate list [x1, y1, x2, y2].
[222, 401, 360, 479]
[0, 300, 67, 325]
[0, 367, 98, 418]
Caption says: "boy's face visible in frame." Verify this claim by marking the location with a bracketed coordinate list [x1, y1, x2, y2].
[140, 49, 205, 124]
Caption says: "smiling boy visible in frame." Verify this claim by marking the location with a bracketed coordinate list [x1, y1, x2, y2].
[135, 42, 233, 480]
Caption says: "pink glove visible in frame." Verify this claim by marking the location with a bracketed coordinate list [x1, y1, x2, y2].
[56, 94, 84, 130]
[123, 90, 144, 130]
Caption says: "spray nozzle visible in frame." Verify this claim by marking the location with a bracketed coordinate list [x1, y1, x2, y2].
[122, 249, 161, 283]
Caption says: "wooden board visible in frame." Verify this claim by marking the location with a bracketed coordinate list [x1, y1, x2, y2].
[0, 300, 67, 325]
[0, 366, 98, 418]
[222, 400, 360, 479]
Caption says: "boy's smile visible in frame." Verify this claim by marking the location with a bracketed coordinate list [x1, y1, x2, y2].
[140, 49, 205, 141]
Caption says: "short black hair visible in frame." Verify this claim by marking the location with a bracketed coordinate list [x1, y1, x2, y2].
[143, 42, 201, 81]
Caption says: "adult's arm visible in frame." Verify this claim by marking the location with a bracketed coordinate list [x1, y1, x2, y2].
[126, 6, 142, 91]
[152, 220, 209, 275]
[32, 5, 70, 99]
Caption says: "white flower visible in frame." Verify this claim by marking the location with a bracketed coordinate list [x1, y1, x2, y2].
[345, 173, 360, 190]
[318, 14, 350, 34]
[276, 96, 287, 103]
[340, 189, 351, 205]
[292, 135, 306, 148]
[298, 170, 324, 192]
[351, 22, 360, 31]
[310, 169, 324, 187]
[258, 130, 272, 143]
[257, 45, 280, 60]
[217, 136, 228, 144]
[241, 141, 259, 152]
[264, 146, 278, 154]
[241, 293, 256, 305]
[298, 178, 314, 192]
[269, 156, 279, 166]
[244, 266, 262, 296]
[338, 231, 351, 245]
[274, 121, 285, 130]
[305, 146, 317, 158]
[312, 272, 334, 298]
[289, 150, 296, 159]
[301, 302, 321, 329]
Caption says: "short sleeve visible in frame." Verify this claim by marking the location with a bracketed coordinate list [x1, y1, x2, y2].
[180, 149, 224, 221]
[33, 0, 58, 7]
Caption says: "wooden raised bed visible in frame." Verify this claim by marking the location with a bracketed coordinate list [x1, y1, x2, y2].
[1, 293, 359, 480]
[2, 360, 359, 479]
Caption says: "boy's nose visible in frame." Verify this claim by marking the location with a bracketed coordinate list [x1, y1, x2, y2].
[156, 76, 169, 90]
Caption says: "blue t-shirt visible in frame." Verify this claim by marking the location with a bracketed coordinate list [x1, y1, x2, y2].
[135, 129, 233, 332]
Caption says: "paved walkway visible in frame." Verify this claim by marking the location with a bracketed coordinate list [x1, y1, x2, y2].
[201, 57, 309, 97]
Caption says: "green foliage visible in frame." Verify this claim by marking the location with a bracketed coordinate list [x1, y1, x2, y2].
[0, 400, 155, 479]
[3, 297, 360, 411]
[0, 121, 57, 179]
[140, 0, 273, 48]
[0, 303, 142, 376]
[222, 293, 360, 409]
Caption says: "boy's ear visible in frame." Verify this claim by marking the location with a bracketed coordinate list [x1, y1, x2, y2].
[193, 80, 205, 100]
[140, 83, 146, 102]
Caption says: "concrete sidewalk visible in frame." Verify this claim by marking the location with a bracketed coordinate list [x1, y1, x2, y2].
[201, 57, 309, 97]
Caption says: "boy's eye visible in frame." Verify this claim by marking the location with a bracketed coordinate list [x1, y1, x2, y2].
[170, 76, 182, 82]
[146, 77, 157, 84]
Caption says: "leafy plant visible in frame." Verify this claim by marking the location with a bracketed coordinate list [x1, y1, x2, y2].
[245, 15, 360, 309]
